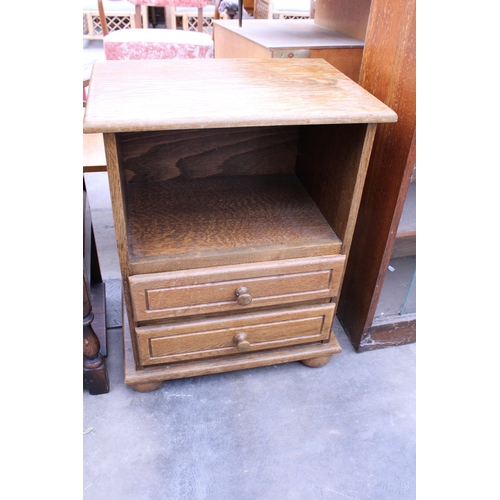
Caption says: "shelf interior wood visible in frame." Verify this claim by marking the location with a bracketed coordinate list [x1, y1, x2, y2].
[126, 174, 342, 274]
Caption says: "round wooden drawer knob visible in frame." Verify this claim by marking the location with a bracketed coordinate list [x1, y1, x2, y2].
[235, 286, 252, 306]
[233, 332, 251, 352]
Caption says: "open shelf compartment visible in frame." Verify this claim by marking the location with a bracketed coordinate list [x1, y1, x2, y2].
[113, 123, 372, 275]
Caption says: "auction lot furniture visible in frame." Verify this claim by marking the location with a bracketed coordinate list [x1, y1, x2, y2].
[213, 19, 363, 81]
[83, 0, 148, 40]
[83, 182, 110, 395]
[83, 130, 110, 395]
[214, 0, 372, 82]
[97, 0, 214, 59]
[83, 58, 396, 392]
[128, 0, 210, 31]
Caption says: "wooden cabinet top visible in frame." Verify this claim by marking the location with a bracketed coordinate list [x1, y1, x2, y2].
[212, 19, 365, 49]
[83, 59, 397, 134]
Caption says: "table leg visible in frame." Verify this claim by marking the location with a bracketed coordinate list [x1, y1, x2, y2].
[197, 7, 203, 32]
[83, 276, 110, 395]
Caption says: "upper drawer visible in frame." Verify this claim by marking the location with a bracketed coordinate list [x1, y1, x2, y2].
[129, 255, 345, 322]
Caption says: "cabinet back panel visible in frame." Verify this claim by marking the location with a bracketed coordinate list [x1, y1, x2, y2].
[117, 126, 299, 183]
[314, 0, 371, 41]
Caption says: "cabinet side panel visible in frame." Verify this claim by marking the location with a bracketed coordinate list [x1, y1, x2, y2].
[314, 0, 371, 41]
[103, 133, 130, 278]
[214, 23, 272, 59]
[103, 134, 141, 369]
[104, 133, 142, 369]
[295, 123, 370, 254]
[118, 127, 299, 183]
[309, 48, 363, 82]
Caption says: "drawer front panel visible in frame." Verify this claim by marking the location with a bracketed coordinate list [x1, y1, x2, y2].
[130, 255, 345, 321]
[136, 303, 336, 366]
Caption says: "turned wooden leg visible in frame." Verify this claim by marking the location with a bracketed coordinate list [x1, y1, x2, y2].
[83, 277, 110, 395]
[165, 6, 176, 30]
[300, 354, 333, 368]
[197, 7, 203, 32]
[135, 5, 143, 28]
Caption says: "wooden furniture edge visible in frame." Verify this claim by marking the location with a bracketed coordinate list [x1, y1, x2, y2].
[357, 314, 416, 352]
[82, 59, 397, 135]
[122, 301, 341, 391]
[336, 0, 415, 351]
[391, 230, 416, 259]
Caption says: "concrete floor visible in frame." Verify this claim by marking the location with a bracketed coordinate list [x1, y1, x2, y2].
[83, 41, 416, 500]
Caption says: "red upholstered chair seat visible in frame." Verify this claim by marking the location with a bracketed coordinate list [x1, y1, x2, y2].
[103, 28, 214, 59]
[96, 0, 214, 60]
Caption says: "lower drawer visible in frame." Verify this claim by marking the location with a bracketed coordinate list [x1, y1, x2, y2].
[136, 303, 335, 366]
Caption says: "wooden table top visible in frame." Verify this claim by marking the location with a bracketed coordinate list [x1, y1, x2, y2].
[83, 132, 107, 172]
[212, 19, 365, 49]
[83, 58, 397, 134]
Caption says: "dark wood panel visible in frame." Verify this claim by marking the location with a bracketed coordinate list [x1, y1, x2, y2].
[357, 315, 416, 352]
[295, 122, 373, 254]
[336, 0, 416, 351]
[118, 127, 299, 183]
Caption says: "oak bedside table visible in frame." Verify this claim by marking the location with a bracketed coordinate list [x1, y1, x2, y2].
[83, 58, 397, 392]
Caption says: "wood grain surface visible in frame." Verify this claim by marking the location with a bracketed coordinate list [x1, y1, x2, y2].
[135, 303, 335, 366]
[212, 20, 364, 81]
[83, 133, 106, 172]
[295, 122, 376, 256]
[89, 56, 396, 376]
[129, 255, 345, 321]
[126, 174, 342, 273]
[336, 0, 416, 351]
[117, 126, 299, 183]
[122, 301, 342, 386]
[83, 59, 396, 134]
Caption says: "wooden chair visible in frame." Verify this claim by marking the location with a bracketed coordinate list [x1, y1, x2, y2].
[127, 0, 211, 32]
[254, 0, 312, 19]
[83, 61, 95, 107]
[175, 4, 217, 33]
[83, 0, 148, 40]
[97, 0, 214, 59]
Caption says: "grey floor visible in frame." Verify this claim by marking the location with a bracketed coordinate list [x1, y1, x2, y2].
[83, 41, 416, 500]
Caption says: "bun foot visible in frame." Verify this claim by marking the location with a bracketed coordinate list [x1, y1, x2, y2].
[129, 381, 163, 392]
[300, 354, 333, 368]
